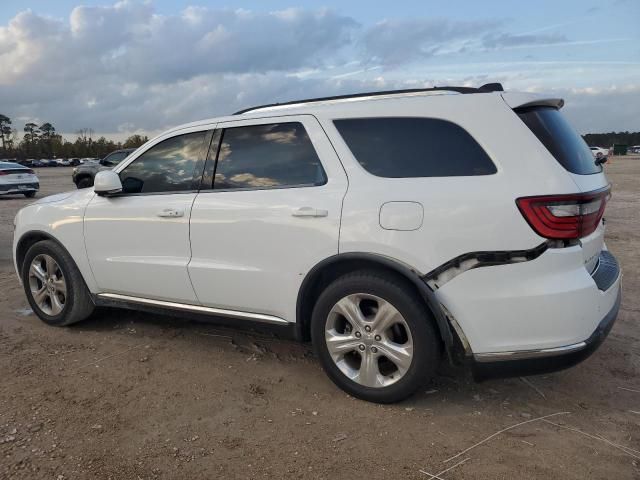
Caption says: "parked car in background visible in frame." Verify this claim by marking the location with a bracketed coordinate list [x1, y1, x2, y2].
[69, 158, 82, 166]
[41, 159, 58, 167]
[56, 159, 72, 167]
[29, 159, 44, 167]
[12, 85, 620, 403]
[0, 161, 39, 197]
[630, 146, 640, 154]
[589, 146, 609, 163]
[72, 149, 134, 188]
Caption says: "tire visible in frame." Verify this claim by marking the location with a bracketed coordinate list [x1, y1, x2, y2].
[311, 270, 441, 403]
[23, 191, 36, 198]
[76, 177, 93, 189]
[21, 240, 95, 326]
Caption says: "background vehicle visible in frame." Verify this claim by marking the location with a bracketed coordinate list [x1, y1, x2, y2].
[56, 158, 72, 167]
[13, 85, 620, 403]
[72, 149, 134, 189]
[0, 161, 39, 197]
[589, 146, 609, 163]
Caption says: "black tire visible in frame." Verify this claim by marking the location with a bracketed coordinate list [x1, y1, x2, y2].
[23, 191, 36, 198]
[76, 177, 93, 189]
[311, 270, 441, 403]
[21, 240, 95, 326]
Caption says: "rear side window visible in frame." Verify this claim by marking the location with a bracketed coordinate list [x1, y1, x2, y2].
[214, 122, 326, 190]
[333, 117, 496, 178]
[516, 106, 601, 175]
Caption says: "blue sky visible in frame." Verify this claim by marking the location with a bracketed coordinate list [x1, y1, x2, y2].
[0, 0, 638, 140]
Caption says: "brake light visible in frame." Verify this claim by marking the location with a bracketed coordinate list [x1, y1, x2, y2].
[26, 169, 34, 174]
[0, 171, 7, 176]
[516, 187, 610, 240]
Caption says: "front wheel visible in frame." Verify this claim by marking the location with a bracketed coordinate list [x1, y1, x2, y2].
[311, 271, 441, 403]
[21, 240, 94, 326]
[23, 191, 36, 198]
[76, 177, 93, 189]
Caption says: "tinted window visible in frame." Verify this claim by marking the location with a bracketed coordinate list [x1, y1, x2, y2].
[214, 122, 326, 190]
[516, 106, 601, 175]
[119, 132, 205, 194]
[103, 151, 129, 166]
[334, 117, 496, 178]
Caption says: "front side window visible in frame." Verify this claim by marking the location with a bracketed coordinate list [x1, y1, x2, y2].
[119, 132, 205, 194]
[102, 151, 129, 166]
[213, 122, 326, 190]
[334, 117, 496, 178]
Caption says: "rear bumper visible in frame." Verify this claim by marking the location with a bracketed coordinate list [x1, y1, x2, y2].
[472, 286, 621, 379]
[0, 182, 39, 194]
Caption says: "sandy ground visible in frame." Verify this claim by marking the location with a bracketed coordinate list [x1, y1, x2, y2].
[0, 161, 638, 480]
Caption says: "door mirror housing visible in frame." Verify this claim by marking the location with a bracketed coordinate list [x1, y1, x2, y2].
[94, 170, 123, 196]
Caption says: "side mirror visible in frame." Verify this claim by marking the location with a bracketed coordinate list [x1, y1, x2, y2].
[94, 170, 123, 196]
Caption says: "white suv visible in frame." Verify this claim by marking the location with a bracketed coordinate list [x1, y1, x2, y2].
[12, 84, 621, 403]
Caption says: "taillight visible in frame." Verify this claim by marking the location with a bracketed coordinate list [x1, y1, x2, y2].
[26, 169, 35, 174]
[0, 171, 7, 176]
[516, 186, 610, 240]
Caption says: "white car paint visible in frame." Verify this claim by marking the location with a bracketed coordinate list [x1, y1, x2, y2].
[589, 146, 609, 159]
[0, 162, 39, 195]
[12, 88, 619, 359]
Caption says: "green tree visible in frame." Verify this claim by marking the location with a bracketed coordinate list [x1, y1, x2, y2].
[39, 122, 57, 156]
[0, 114, 11, 152]
[123, 134, 149, 148]
[23, 122, 40, 156]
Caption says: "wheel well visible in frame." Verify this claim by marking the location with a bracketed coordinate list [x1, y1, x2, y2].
[15, 232, 52, 274]
[296, 255, 448, 348]
[75, 174, 93, 184]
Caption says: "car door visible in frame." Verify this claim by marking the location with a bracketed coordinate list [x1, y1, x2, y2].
[84, 127, 212, 302]
[189, 115, 348, 322]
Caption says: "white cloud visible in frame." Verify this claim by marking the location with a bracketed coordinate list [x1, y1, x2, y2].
[0, 2, 637, 137]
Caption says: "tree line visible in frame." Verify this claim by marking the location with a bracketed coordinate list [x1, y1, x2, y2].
[2, 113, 638, 160]
[0, 114, 149, 160]
[582, 131, 640, 148]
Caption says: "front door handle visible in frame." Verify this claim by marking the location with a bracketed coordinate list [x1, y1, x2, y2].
[157, 208, 184, 218]
[292, 207, 328, 218]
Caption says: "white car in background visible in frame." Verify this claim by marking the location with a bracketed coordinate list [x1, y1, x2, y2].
[589, 146, 609, 163]
[0, 161, 39, 197]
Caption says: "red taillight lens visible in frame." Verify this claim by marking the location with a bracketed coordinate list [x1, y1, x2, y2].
[0, 171, 7, 176]
[26, 169, 35, 174]
[516, 186, 611, 240]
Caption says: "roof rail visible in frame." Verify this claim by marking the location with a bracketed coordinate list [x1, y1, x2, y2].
[233, 83, 504, 115]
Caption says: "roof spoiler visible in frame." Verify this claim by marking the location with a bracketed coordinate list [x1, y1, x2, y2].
[502, 92, 564, 110]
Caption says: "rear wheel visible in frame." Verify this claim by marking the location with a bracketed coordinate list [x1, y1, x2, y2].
[76, 177, 93, 189]
[21, 240, 94, 326]
[23, 191, 36, 198]
[311, 271, 440, 403]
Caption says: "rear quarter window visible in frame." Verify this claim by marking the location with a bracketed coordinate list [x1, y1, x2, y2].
[333, 117, 496, 178]
[515, 106, 601, 175]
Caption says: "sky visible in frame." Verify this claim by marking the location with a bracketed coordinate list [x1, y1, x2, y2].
[0, 0, 638, 141]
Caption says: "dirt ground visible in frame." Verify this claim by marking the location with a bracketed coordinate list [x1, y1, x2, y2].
[1, 161, 638, 480]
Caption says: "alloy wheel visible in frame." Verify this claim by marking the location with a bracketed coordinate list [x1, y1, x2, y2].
[325, 293, 414, 388]
[28, 254, 67, 316]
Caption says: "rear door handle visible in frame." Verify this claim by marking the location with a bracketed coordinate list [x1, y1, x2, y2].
[157, 208, 184, 218]
[292, 207, 328, 218]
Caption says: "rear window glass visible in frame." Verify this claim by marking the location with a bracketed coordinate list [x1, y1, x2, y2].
[333, 117, 496, 178]
[516, 106, 601, 175]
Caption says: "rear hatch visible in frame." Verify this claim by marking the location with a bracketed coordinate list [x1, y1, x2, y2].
[0, 165, 36, 184]
[503, 94, 610, 272]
